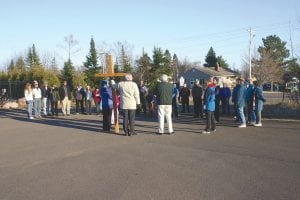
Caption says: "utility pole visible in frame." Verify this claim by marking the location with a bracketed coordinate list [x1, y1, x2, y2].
[248, 28, 254, 80]
[289, 21, 294, 59]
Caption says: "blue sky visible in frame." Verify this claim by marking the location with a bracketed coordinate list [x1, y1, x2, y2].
[0, 0, 299, 70]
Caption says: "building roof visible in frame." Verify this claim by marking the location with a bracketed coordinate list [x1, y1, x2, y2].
[195, 67, 239, 77]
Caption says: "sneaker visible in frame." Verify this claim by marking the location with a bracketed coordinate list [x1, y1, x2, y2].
[211, 129, 216, 132]
[250, 122, 256, 126]
[238, 124, 247, 128]
[202, 130, 211, 134]
[254, 123, 262, 127]
[29, 117, 34, 120]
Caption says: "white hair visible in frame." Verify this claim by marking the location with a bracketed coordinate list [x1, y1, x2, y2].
[125, 73, 133, 81]
[160, 74, 168, 82]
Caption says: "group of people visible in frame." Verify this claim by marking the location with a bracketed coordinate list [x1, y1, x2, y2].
[24, 80, 73, 119]
[23, 74, 266, 136]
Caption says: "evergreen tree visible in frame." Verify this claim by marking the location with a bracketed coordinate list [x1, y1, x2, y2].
[258, 35, 289, 66]
[287, 59, 300, 80]
[136, 52, 151, 81]
[8, 59, 15, 71]
[253, 35, 289, 84]
[50, 57, 59, 74]
[84, 37, 100, 86]
[171, 54, 179, 81]
[26, 44, 44, 82]
[162, 49, 172, 75]
[147, 47, 165, 89]
[31, 44, 41, 66]
[121, 45, 132, 73]
[217, 56, 229, 69]
[15, 56, 27, 80]
[204, 47, 217, 67]
[114, 58, 120, 73]
[61, 59, 75, 90]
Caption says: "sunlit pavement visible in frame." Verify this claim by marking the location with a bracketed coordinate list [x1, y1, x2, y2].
[0, 109, 299, 200]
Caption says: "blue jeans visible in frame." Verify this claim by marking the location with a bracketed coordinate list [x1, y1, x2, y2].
[34, 98, 41, 117]
[42, 97, 49, 115]
[255, 110, 262, 124]
[247, 106, 256, 123]
[27, 100, 33, 118]
[238, 106, 246, 125]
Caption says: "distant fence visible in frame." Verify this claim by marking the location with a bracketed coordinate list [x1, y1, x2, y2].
[0, 80, 27, 99]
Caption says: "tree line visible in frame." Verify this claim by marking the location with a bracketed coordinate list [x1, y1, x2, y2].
[1, 34, 299, 90]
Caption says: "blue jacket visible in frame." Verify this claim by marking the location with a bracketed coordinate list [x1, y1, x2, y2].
[220, 87, 231, 100]
[254, 86, 265, 112]
[232, 86, 238, 103]
[236, 84, 246, 107]
[245, 84, 254, 105]
[205, 84, 216, 112]
[100, 87, 113, 109]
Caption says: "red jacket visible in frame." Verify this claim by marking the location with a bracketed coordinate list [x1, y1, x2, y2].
[92, 89, 101, 103]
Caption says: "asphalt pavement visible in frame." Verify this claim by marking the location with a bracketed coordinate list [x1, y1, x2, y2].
[0, 109, 299, 200]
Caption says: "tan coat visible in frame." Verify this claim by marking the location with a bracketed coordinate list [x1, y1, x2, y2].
[117, 81, 140, 109]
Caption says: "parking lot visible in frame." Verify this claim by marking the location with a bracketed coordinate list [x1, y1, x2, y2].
[0, 109, 299, 200]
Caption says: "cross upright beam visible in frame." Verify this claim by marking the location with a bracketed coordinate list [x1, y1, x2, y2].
[95, 55, 126, 134]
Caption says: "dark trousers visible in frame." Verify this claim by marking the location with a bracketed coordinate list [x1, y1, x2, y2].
[221, 98, 230, 114]
[205, 111, 216, 131]
[86, 100, 92, 114]
[214, 100, 220, 122]
[51, 101, 58, 116]
[193, 97, 203, 117]
[172, 98, 178, 118]
[95, 102, 100, 115]
[141, 97, 147, 114]
[181, 98, 189, 113]
[76, 99, 84, 113]
[123, 109, 136, 135]
[102, 108, 112, 131]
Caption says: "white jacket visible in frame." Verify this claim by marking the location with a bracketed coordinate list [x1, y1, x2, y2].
[24, 89, 33, 101]
[117, 81, 140, 109]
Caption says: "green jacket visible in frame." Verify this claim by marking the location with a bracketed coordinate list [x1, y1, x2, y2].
[155, 82, 173, 105]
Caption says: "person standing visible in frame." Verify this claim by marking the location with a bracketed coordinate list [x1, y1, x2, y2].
[192, 79, 203, 118]
[75, 84, 85, 114]
[24, 83, 34, 119]
[179, 83, 190, 113]
[245, 80, 256, 124]
[155, 74, 174, 135]
[32, 81, 42, 118]
[214, 79, 221, 122]
[49, 85, 60, 116]
[59, 80, 72, 116]
[41, 81, 50, 116]
[86, 85, 93, 115]
[116, 73, 140, 136]
[93, 87, 101, 116]
[236, 78, 247, 128]
[202, 77, 217, 134]
[100, 81, 113, 132]
[253, 81, 266, 127]
[232, 80, 239, 122]
[138, 80, 148, 115]
[220, 83, 231, 115]
[172, 83, 179, 119]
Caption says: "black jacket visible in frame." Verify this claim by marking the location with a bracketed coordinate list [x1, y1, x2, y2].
[59, 86, 72, 100]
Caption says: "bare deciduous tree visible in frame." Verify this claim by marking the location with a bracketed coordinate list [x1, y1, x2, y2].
[58, 34, 81, 61]
[252, 49, 284, 85]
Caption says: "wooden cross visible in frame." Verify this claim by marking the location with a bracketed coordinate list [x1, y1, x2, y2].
[95, 55, 126, 134]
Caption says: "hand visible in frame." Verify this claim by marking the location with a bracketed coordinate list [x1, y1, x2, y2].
[110, 80, 116, 85]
